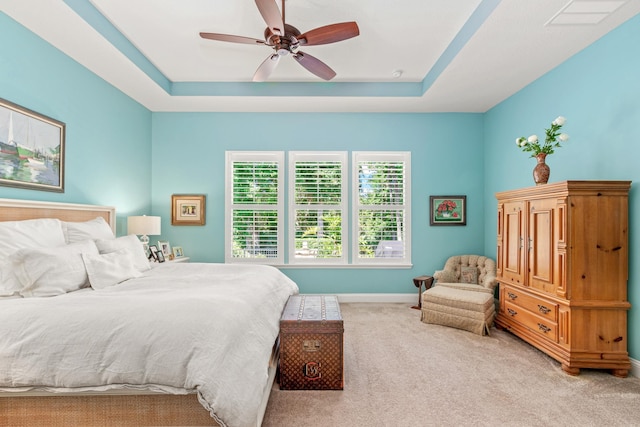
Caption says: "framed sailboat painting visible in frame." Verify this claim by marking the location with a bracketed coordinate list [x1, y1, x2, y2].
[0, 98, 65, 192]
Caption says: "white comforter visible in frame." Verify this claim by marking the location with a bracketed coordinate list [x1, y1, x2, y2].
[0, 263, 298, 427]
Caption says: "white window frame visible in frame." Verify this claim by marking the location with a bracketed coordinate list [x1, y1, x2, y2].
[288, 151, 348, 265]
[225, 151, 284, 265]
[225, 151, 411, 268]
[351, 151, 412, 266]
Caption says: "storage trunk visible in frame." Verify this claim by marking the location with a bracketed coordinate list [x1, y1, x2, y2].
[279, 295, 344, 390]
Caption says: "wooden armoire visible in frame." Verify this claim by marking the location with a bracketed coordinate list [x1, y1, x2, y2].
[495, 180, 631, 377]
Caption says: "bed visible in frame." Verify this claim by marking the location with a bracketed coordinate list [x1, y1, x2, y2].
[0, 198, 299, 427]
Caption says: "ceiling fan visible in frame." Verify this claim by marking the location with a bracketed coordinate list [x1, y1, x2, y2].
[199, 0, 359, 82]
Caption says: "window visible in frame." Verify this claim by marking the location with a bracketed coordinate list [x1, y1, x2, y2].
[288, 152, 347, 264]
[225, 152, 284, 264]
[225, 151, 411, 267]
[352, 152, 411, 265]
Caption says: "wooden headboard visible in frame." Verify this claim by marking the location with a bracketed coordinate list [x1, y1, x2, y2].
[0, 198, 116, 232]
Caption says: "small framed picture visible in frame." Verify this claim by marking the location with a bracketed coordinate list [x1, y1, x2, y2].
[157, 240, 171, 257]
[149, 245, 160, 262]
[430, 195, 467, 226]
[171, 194, 206, 226]
[172, 246, 184, 258]
[156, 250, 165, 263]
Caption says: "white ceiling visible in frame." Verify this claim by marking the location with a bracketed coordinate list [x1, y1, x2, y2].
[2, 0, 639, 113]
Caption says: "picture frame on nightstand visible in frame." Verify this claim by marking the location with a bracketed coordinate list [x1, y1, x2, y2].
[172, 246, 184, 258]
[149, 245, 161, 262]
[157, 240, 171, 257]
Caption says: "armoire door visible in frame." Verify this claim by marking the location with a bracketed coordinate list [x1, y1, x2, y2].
[500, 200, 526, 286]
[527, 198, 557, 294]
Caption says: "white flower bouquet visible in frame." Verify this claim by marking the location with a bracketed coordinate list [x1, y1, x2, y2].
[516, 116, 570, 157]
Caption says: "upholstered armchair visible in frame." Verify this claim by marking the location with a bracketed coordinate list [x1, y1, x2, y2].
[421, 255, 498, 335]
[432, 254, 497, 294]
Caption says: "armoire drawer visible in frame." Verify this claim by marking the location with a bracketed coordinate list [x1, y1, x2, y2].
[503, 286, 558, 322]
[504, 301, 558, 341]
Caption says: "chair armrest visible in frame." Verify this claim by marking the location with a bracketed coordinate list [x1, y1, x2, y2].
[481, 273, 498, 292]
[434, 269, 456, 283]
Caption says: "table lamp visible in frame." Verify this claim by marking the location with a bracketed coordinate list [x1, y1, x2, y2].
[127, 215, 161, 254]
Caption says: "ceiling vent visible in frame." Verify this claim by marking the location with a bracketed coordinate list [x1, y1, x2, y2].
[546, 0, 626, 25]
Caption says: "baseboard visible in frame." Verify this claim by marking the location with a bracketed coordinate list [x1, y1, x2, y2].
[328, 293, 417, 304]
[630, 357, 639, 378]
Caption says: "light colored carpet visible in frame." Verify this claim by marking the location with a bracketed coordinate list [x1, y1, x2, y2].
[262, 303, 640, 427]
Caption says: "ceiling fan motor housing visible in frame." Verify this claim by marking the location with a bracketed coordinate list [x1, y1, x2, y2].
[264, 24, 301, 53]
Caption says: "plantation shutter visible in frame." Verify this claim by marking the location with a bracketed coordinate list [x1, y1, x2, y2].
[353, 152, 411, 265]
[289, 152, 347, 264]
[225, 151, 284, 264]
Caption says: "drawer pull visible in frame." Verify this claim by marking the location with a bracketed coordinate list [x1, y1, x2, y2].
[538, 323, 551, 333]
[507, 308, 517, 316]
[507, 292, 518, 300]
[538, 304, 551, 315]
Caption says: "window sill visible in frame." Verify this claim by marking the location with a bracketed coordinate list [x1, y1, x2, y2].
[276, 263, 413, 269]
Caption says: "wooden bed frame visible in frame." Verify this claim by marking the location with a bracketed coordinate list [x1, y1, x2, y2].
[0, 198, 276, 427]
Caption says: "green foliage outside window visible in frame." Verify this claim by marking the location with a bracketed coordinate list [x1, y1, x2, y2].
[232, 162, 279, 258]
[231, 158, 405, 260]
[358, 162, 405, 257]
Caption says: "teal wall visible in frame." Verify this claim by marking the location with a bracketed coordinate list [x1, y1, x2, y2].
[151, 112, 485, 294]
[0, 13, 152, 235]
[483, 14, 640, 360]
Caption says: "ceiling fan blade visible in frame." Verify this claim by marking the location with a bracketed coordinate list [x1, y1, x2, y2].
[255, 0, 284, 36]
[253, 54, 281, 82]
[199, 32, 266, 45]
[298, 22, 359, 46]
[293, 51, 336, 81]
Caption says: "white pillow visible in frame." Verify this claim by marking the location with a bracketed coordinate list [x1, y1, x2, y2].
[95, 235, 150, 273]
[63, 217, 114, 244]
[0, 260, 22, 297]
[82, 249, 142, 290]
[0, 218, 67, 297]
[0, 218, 66, 259]
[12, 240, 99, 298]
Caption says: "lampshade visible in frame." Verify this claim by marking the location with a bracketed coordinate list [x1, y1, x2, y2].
[127, 215, 161, 236]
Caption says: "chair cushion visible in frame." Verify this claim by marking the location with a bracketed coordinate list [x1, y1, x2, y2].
[434, 282, 492, 294]
[423, 286, 494, 313]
